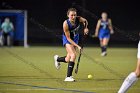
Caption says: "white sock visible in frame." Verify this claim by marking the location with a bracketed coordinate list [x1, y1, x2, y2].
[118, 72, 138, 93]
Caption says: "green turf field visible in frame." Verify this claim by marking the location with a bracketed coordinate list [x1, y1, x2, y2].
[0, 46, 140, 93]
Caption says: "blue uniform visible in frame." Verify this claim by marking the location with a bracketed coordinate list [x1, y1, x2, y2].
[63, 17, 80, 46]
[98, 19, 110, 39]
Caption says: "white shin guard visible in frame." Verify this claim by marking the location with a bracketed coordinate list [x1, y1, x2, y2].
[118, 72, 138, 93]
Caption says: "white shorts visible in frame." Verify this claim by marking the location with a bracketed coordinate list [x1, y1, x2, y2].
[137, 41, 140, 58]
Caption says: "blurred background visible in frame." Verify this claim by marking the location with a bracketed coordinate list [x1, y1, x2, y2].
[0, 0, 139, 47]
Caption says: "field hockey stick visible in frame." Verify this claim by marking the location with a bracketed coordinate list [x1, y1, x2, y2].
[75, 48, 82, 74]
[89, 34, 98, 38]
[74, 32, 93, 74]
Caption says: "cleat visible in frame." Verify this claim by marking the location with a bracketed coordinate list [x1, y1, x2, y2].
[64, 76, 75, 82]
[54, 55, 61, 70]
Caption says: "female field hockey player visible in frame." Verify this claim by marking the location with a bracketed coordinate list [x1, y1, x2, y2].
[95, 12, 114, 56]
[54, 8, 89, 82]
[118, 38, 140, 93]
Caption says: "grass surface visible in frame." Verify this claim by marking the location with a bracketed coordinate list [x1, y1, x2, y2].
[0, 46, 139, 93]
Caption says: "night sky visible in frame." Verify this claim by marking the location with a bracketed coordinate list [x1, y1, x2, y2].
[0, 0, 139, 29]
[0, 0, 139, 44]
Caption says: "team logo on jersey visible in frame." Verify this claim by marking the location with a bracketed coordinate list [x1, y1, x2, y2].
[71, 25, 80, 36]
[101, 21, 109, 29]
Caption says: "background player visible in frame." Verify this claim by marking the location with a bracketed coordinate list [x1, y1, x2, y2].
[118, 38, 140, 93]
[1, 17, 14, 46]
[95, 12, 114, 56]
[54, 8, 89, 82]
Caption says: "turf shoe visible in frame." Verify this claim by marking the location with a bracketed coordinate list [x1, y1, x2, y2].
[64, 76, 75, 82]
[101, 52, 107, 56]
[54, 55, 61, 70]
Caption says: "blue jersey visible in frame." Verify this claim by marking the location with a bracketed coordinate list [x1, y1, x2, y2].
[63, 17, 80, 46]
[100, 19, 109, 30]
[98, 19, 110, 39]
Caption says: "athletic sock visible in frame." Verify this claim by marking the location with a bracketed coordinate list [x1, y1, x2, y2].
[67, 62, 75, 77]
[101, 46, 104, 53]
[101, 46, 107, 53]
[103, 45, 107, 52]
[57, 56, 66, 63]
[118, 72, 138, 93]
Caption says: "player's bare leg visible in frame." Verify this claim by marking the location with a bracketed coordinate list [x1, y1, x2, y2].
[64, 44, 76, 82]
[54, 44, 76, 81]
[135, 59, 140, 77]
[100, 38, 109, 56]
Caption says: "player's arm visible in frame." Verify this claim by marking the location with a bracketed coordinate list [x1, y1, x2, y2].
[10, 23, 14, 31]
[63, 20, 81, 50]
[1, 23, 4, 32]
[108, 19, 114, 34]
[78, 16, 89, 35]
[95, 20, 101, 37]
[1, 23, 4, 29]
[9, 23, 14, 31]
